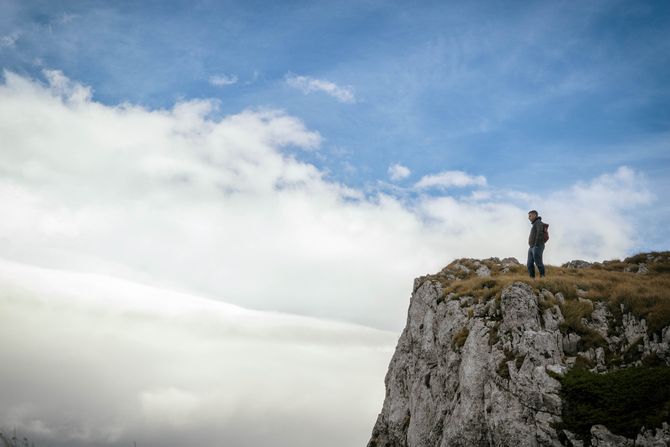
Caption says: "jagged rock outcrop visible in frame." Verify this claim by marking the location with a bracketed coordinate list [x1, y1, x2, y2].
[368, 255, 670, 447]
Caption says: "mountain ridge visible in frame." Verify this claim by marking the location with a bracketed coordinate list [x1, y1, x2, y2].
[368, 252, 670, 447]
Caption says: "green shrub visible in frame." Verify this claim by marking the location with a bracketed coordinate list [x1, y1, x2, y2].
[559, 366, 670, 443]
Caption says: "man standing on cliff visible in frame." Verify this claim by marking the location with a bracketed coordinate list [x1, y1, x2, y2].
[527, 210, 546, 278]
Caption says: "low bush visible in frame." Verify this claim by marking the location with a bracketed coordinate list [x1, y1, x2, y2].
[559, 366, 670, 443]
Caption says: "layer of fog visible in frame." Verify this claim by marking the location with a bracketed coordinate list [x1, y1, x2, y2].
[0, 258, 396, 447]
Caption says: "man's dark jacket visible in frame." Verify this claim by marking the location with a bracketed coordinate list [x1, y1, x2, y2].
[528, 216, 545, 247]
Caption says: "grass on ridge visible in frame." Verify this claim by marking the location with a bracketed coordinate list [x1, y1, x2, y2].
[427, 253, 670, 336]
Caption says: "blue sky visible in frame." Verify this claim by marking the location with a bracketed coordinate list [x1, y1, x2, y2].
[3, 0, 669, 197]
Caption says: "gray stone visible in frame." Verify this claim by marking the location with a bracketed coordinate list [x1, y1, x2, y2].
[564, 430, 585, 447]
[636, 422, 670, 447]
[563, 333, 581, 355]
[590, 425, 633, 446]
[454, 263, 470, 274]
[546, 364, 567, 376]
[563, 260, 593, 269]
[545, 303, 564, 330]
[476, 265, 491, 277]
[500, 282, 541, 333]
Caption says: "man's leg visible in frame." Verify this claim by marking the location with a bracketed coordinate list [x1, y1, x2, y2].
[527, 247, 536, 278]
[534, 245, 545, 277]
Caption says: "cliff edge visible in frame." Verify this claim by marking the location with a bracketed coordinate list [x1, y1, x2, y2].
[368, 253, 670, 447]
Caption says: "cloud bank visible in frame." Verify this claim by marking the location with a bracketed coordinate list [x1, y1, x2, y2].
[0, 258, 395, 447]
[0, 69, 657, 447]
[0, 70, 655, 330]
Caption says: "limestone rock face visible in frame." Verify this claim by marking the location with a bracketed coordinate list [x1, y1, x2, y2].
[368, 257, 670, 447]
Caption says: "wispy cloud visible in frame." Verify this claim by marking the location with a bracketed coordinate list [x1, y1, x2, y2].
[0, 32, 19, 49]
[415, 170, 487, 189]
[388, 163, 411, 181]
[59, 13, 78, 24]
[209, 74, 238, 86]
[285, 73, 355, 103]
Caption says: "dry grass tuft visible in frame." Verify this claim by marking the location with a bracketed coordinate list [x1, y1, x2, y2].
[428, 251, 670, 336]
[452, 327, 470, 350]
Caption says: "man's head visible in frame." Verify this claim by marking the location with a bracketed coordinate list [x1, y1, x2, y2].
[528, 210, 538, 222]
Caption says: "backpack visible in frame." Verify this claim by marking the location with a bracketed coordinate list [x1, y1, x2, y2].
[543, 223, 549, 243]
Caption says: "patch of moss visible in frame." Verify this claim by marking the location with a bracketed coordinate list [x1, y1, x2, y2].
[559, 366, 670, 443]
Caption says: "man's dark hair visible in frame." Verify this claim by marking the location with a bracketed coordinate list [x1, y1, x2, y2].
[528, 210, 538, 216]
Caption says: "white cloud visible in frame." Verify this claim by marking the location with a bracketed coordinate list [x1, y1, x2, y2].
[0, 70, 657, 447]
[285, 73, 355, 103]
[0, 71, 655, 331]
[209, 74, 238, 86]
[43, 69, 92, 102]
[415, 170, 487, 189]
[542, 166, 654, 259]
[388, 163, 411, 180]
[0, 257, 395, 447]
[0, 32, 19, 49]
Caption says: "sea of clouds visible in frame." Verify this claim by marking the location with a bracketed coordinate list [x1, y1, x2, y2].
[0, 71, 654, 446]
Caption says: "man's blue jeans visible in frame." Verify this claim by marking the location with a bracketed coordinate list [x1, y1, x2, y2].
[527, 245, 545, 278]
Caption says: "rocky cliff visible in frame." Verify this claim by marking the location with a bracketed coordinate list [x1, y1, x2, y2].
[368, 253, 670, 447]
